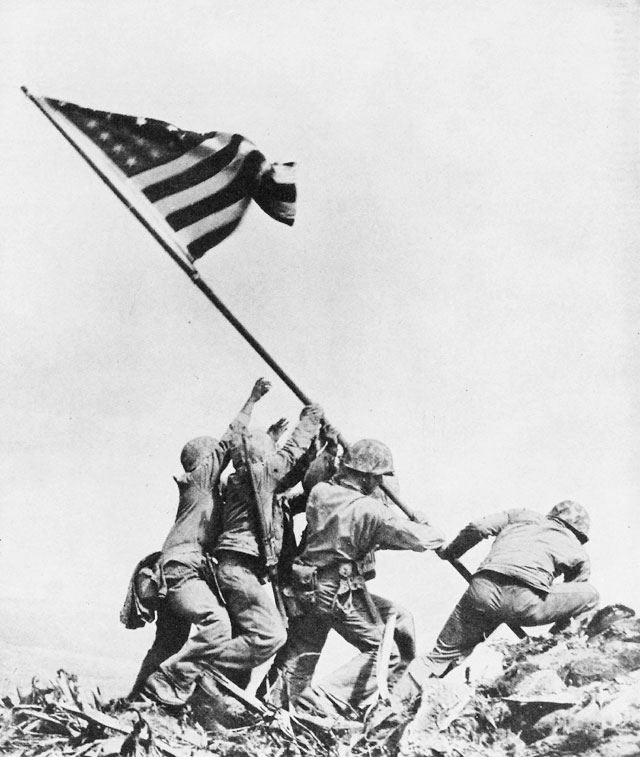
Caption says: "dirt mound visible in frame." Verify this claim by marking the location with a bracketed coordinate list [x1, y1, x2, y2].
[395, 614, 640, 757]
[2, 611, 640, 756]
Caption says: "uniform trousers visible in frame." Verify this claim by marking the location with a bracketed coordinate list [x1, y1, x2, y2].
[405, 569, 599, 684]
[212, 550, 288, 675]
[149, 553, 237, 695]
[272, 569, 415, 713]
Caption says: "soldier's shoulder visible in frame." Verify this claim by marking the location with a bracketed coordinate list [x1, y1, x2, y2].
[506, 508, 545, 524]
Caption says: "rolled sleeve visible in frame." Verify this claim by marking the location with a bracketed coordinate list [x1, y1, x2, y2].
[373, 510, 445, 552]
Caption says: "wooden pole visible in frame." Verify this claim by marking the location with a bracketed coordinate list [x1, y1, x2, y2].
[23, 87, 525, 640]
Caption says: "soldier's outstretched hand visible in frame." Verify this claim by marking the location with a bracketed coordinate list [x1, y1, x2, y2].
[267, 417, 289, 442]
[250, 377, 271, 401]
[300, 403, 324, 423]
[320, 421, 340, 451]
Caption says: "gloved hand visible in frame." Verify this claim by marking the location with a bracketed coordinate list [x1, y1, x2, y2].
[320, 421, 339, 451]
[250, 377, 271, 401]
[300, 403, 324, 423]
[267, 417, 289, 442]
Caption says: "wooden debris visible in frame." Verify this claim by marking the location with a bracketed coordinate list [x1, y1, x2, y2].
[0, 669, 344, 757]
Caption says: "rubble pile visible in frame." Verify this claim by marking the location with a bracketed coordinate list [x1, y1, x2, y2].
[397, 609, 640, 757]
[0, 670, 338, 757]
[2, 609, 640, 757]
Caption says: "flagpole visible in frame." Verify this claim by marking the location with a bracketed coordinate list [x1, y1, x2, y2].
[22, 88, 525, 635]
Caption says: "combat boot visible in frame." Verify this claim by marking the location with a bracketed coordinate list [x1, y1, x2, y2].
[142, 669, 194, 707]
[190, 673, 250, 730]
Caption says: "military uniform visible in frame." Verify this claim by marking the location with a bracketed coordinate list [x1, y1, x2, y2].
[141, 390, 267, 705]
[277, 476, 444, 714]
[207, 410, 321, 685]
[403, 506, 599, 687]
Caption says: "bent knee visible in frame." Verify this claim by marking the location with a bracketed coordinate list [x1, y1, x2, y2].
[247, 626, 287, 664]
[582, 584, 600, 610]
[194, 611, 233, 637]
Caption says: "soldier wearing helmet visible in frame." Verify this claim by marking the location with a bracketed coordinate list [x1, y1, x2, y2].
[193, 401, 324, 702]
[134, 378, 271, 706]
[270, 438, 445, 718]
[392, 501, 599, 705]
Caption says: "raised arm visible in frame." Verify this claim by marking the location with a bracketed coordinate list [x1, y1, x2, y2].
[220, 377, 271, 449]
[264, 403, 324, 481]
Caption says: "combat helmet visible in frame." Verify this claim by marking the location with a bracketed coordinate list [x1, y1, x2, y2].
[180, 436, 219, 472]
[547, 500, 590, 543]
[342, 439, 394, 476]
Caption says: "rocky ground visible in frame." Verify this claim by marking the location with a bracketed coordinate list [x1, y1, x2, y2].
[390, 608, 640, 757]
[1, 607, 639, 756]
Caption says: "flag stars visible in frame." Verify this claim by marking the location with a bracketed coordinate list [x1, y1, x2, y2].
[166, 124, 179, 132]
[86, 119, 98, 129]
[112, 144, 124, 154]
[126, 156, 138, 167]
[149, 148, 162, 159]
[134, 136, 148, 146]
[99, 131, 111, 142]
[136, 117, 147, 126]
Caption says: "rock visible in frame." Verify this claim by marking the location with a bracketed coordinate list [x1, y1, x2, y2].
[615, 643, 640, 673]
[585, 604, 635, 639]
[508, 668, 573, 701]
[527, 707, 570, 740]
[599, 684, 640, 728]
[560, 653, 623, 686]
[462, 646, 505, 686]
[398, 678, 474, 755]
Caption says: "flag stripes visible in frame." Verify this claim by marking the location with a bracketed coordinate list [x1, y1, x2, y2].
[34, 96, 296, 260]
[164, 150, 263, 232]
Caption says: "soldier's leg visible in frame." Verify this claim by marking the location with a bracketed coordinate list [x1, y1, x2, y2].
[266, 612, 331, 707]
[144, 559, 233, 704]
[129, 605, 190, 698]
[213, 553, 287, 675]
[509, 581, 599, 628]
[393, 575, 501, 702]
[296, 585, 390, 714]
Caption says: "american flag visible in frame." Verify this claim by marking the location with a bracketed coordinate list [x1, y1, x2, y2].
[33, 96, 296, 261]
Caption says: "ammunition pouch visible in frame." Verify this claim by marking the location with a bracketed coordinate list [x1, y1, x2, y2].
[282, 562, 318, 618]
[357, 550, 377, 581]
[331, 562, 379, 623]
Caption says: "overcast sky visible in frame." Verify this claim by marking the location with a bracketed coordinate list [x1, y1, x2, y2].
[1, 0, 638, 673]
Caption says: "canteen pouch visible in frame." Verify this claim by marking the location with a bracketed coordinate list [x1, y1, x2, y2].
[283, 563, 318, 617]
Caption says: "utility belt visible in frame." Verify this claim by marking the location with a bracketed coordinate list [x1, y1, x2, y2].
[317, 560, 368, 588]
[283, 559, 375, 620]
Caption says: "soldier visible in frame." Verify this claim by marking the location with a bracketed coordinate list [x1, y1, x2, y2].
[264, 444, 419, 708]
[393, 501, 599, 703]
[274, 439, 445, 717]
[138, 378, 271, 706]
[193, 402, 324, 706]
